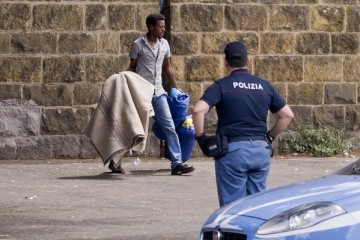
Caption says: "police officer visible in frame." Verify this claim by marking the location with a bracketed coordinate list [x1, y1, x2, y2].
[192, 41, 294, 207]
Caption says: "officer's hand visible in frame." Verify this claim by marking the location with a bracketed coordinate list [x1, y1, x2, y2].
[265, 132, 275, 157]
[195, 133, 213, 155]
[265, 132, 275, 145]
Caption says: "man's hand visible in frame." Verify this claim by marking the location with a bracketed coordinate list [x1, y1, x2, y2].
[195, 133, 213, 155]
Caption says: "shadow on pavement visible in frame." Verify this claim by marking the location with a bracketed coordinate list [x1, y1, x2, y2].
[128, 168, 170, 176]
[57, 168, 174, 180]
[57, 172, 125, 180]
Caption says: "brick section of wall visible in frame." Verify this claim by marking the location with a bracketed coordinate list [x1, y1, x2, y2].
[0, 0, 360, 160]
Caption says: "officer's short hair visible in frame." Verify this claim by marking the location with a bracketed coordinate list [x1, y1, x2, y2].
[146, 13, 165, 31]
[224, 41, 248, 68]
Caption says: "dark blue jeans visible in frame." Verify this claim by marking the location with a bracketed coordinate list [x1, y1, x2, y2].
[152, 94, 182, 168]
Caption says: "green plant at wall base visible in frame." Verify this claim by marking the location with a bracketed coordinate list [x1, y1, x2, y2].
[280, 124, 353, 157]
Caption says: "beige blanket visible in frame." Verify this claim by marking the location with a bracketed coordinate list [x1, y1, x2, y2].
[83, 71, 155, 164]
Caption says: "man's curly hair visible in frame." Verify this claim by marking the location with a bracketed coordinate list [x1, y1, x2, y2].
[146, 13, 165, 31]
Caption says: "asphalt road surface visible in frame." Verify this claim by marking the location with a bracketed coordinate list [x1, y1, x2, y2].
[0, 157, 355, 240]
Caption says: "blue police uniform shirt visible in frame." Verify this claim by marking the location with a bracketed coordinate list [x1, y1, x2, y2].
[200, 68, 286, 137]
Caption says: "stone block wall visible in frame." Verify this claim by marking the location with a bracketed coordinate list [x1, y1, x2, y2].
[0, 0, 360, 160]
[168, 0, 360, 153]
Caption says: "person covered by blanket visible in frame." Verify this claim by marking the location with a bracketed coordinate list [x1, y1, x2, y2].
[192, 41, 294, 206]
[125, 13, 195, 175]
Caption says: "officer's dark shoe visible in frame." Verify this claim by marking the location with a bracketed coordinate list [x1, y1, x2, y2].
[108, 160, 125, 174]
[171, 163, 195, 175]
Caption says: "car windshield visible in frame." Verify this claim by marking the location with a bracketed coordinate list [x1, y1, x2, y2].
[333, 159, 360, 175]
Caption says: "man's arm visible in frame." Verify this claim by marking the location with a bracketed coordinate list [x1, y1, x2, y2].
[268, 104, 294, 138]
[192, 100, 210, 137]
[163, 57, 179, 89]
[127, 58, 137, 72]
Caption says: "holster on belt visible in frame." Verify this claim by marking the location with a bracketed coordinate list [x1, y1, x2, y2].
[206, 134, 228, 158]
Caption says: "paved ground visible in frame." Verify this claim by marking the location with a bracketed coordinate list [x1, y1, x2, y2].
[0, 156, 356, 240]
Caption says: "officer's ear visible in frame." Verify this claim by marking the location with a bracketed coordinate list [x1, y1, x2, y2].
[224, 58, 229, 68]
[246, 57, 250, 67]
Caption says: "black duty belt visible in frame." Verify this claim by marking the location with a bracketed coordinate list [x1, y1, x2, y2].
[228, 135, 266, 143]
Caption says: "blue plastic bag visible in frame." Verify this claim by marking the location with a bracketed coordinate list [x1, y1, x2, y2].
[152, 121, 166, 140]
[152, 88, 195, 161]
[177, 116, 195, 162]
[167, 88, 190, 127]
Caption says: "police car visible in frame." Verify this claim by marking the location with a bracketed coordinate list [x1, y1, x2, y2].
[198, 159, 360, 240]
